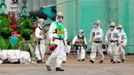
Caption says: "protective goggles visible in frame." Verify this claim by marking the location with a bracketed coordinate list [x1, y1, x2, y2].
[110, 26, 115, 28]
[117, 27, 122, 30]
[57, 16, 64, 19]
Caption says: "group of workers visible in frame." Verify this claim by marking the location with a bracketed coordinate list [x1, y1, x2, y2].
[34, 12, 127, 71]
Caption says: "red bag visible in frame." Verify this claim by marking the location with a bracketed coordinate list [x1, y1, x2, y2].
[49, 44, 57, 51]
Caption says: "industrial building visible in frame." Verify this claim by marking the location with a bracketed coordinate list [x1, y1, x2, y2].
[0, 0, 134, 56]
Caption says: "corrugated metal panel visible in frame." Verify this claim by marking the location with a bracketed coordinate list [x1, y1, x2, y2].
[57, 0, 134, 53]
[125, 0, 134, 53]
[79, 0, 107, 43]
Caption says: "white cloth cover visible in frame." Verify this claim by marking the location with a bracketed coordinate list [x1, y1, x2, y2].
[0, 50, 31, 64]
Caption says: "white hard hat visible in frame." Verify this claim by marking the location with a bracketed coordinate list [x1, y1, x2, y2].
[57, 12, 63, 17]
[110, 22, 116, 27]
[79, 29, 84, 32]
[117, 24, 123, 28]
[96, 20, 101, 24]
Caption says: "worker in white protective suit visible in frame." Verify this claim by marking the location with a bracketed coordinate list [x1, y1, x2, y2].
[105, 22, 120, 63]
[46, 12, 67, 71]
[117, 24, 127, 63]
[89, 20, 104, 63]
[35, 18, 46, 63]
[72, 29, 87, 61]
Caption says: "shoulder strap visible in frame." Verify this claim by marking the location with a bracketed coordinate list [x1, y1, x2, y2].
[54, 21, 60, 28]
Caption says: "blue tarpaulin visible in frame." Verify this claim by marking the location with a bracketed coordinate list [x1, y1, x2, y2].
[10, 36, 18, 47]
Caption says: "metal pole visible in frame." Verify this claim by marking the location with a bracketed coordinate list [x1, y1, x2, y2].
[37, 40, 43, 63]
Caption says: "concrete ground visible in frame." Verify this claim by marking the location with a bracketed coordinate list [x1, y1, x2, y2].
[0, 55, 134, 75]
